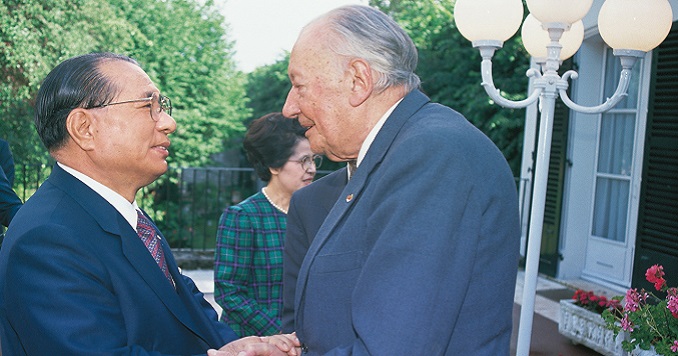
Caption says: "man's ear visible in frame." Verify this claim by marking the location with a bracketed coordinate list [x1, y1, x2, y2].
[348, 58, 374, 107]
[66, 108, 96, 151]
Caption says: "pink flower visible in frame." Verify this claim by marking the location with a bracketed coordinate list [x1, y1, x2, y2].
[626, 288, 643, 312]
[645, 264, 666, 291]
[607, 298, 621, 310]
[606, 263, 677, 353]
[668, 288, 678, 318]
[621, 314, 634, 332]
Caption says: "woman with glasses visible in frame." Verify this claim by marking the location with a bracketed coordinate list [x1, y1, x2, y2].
[214, 112, 321, 337]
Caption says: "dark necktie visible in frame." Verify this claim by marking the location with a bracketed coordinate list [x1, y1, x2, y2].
[347, 160, 358, 180]
[136, 210, 174, 287]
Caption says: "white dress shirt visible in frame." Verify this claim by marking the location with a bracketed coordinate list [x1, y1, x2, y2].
[58, 162, 141, 231]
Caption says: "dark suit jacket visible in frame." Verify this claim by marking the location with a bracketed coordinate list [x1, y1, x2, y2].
[0, 167, 21, 228]
[281, 167, 348, 333]
[0, 139, 21, 228]
[294, 90, 521, 355]
[0, 139, 15, 185]
[0, 165, 238, 355]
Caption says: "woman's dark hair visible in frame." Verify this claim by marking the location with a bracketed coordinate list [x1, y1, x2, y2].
[34, 52, 138, 151]
[243, 112, 307, 181]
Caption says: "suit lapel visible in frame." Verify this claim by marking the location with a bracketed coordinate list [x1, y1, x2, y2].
[320, 167, 348, 213]
[295, 90, 431, 327]
[49, 165, 214, 345]
[122, 210, 216, 346]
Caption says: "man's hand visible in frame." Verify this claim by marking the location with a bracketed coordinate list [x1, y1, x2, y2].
[208, 333, 301, 356]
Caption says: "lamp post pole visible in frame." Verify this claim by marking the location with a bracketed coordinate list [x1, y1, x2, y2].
[516, 76, 557, 356]
[508, 35, 565, 355]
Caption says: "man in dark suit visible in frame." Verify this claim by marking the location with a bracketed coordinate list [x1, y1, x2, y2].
[281, 167, 347, 333]
[0, 138, 22, 230]
[0, 139, 16, 186]
[281, 5, 521, 355]
[0, 53, 299, 356]
[0, 166, 22, 229]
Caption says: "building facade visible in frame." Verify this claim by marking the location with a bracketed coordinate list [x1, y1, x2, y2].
[519, 0, 678, 292]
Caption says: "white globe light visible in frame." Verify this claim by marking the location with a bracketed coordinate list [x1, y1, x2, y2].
[454, 0, 524, 43]
[526, 0, 593, 24]
[598, 0, 673, 52]
[521, 15, 584, 60]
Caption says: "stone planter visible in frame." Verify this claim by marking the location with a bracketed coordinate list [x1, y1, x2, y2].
[558, 299, 624, 356]
[631, 346, 661, 356]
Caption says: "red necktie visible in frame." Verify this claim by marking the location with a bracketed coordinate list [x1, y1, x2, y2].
[136, 210, 174, 287]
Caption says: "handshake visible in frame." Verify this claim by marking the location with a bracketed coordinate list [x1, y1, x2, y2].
[209, 333, 302, 356]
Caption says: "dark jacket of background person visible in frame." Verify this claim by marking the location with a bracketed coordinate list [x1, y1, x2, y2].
[0, 139, 16, 185]
[281, 167, 347, 333]
[0, 139, 22, 229]
[0, 167, 22, 228]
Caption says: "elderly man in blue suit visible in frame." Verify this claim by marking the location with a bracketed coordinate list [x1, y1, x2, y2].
[0, 53, 299, 356]
[281, 5, 521, 355]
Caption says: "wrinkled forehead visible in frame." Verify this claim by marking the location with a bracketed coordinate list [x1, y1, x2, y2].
[289, 24, 341, 79]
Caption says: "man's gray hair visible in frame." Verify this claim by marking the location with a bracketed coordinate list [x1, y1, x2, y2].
[321, 5, 421, 93]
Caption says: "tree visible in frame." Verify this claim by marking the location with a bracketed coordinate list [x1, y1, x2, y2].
[0, 0, 136, 163]
[245, 53, 290, 123]
[372, 0, 530, 175]
[1, 0, 250, 247]
[112, 0, 249, 167]
[0, 0, 248, 168]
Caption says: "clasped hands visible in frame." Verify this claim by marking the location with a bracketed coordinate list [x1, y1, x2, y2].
[208, 332, 301, 356]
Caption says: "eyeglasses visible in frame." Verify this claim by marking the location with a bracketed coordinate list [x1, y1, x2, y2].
[91, 92, 172, 121]
[289, 154, 323, 170]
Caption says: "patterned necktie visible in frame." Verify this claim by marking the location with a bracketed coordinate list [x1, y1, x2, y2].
[136, 210, 174, 287]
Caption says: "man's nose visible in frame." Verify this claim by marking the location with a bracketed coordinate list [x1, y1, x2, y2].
[157, 111, 177, 134]
[282, 90, 299, 118]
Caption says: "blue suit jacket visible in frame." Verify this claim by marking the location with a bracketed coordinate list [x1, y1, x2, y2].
[0, 139, 21, 228]
[281, 167, 348, 333]
[0, 165, 238, 355]
[0, 139, 15, 186]
[294, 90, 521, 355]
[0, 167, 21, 228]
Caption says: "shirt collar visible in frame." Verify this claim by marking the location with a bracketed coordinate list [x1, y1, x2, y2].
[57, 162, 140, 231]
[356, 98, 404, 167]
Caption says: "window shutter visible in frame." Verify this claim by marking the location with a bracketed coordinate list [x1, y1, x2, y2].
[633, 21, 678, 288]
[539, 59, 573, 277]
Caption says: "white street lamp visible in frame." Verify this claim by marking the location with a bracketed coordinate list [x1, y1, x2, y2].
[521, 15, 584, 61]
[599, 0, 673, 52]
[453, 0, 673, 355]
[526, 0, 593, 24]
[455, 0, 524, 46]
